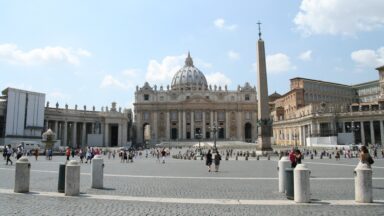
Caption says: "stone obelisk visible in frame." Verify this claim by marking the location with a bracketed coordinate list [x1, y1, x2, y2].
[256, 22, 273, 153]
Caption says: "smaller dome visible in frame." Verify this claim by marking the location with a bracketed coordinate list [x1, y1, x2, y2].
[171, 52, 208, 91]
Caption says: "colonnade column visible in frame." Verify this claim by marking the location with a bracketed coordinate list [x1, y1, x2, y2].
[104, 123, 109, 147]
[92, 123, 95, 134]
[54, 121, 58, 134]
[82, 123, 86, 147]
[342, 122, 346, 133]
[236, 112, 242, 140]
[360, 121, 365, 145]
[72, 122, 77, 148]
[202, 112, 206, 139]
[370, 121, 375, 145]
[118, 123, 122, 146]
[63, 121, 68, 147]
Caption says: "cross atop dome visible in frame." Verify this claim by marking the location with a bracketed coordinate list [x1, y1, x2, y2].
[185, 51, 194, 67]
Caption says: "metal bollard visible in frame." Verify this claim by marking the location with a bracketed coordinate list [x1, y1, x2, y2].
[92, 155, 104, 189]
[267, 155, 270, 160]
[14, 157, 31, 193]
[285, 168, 294, 200]
[256, 155, 260, 160]
[278, 156, 291, 193]
[58, 164, 66, 193]
[65, 160, 80, 196]
[310, 154, 313, 160]
[235, 155, 238, 160]
[294, 164, 311, 203]
[354, 163, 372, 203]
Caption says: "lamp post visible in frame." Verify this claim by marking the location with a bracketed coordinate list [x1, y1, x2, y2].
[209, 123, 220, 153]
[195, 129, 202, 155]
[347, 121, 360, 145]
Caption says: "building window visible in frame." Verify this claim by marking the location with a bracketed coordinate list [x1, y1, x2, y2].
[195, 111, 202, 122]
[144, 94, 149, 101]
[218, 112, 225, 122]
[171, 112, 177, 122]
[143, 112, 149, 121]
[245, 94, 250, 101]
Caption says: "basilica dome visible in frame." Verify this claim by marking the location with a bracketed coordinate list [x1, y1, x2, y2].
[171, 52, 208, 90]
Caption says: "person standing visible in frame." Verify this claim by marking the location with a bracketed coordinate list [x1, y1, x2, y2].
[5, 145, 13, 165]
[206, 150, 213, 172]
[289, 148, 297, 168]
[295, 149, 302, 165]
[66, 147, 71, 161]
[34, 148, 39, 161]
[359, 146, 374, 168]
[214, 152, 221, 172]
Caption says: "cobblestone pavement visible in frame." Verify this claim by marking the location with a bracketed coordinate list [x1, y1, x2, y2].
[0, 153, 384, 216]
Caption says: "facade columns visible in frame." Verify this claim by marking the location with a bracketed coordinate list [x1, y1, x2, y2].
[118, 123, 122, 146]
[225, 112, 230, 139]
[178, 111, 182, 140]
[210, 111, 214, 138]
[153, 112, 158, 142]
[370, 121, 375, 145]
[191, 111, 194, 139]
[202, 111, 206, 139]
[237, 112, 242, 140]
[360, 121, 365, 145]
[166, 112, 170, 140]
[342, 122, 346, 133]
[380, 120, 384, 146]
[92, 123, 95, 134]
[182, 111, 186, 139]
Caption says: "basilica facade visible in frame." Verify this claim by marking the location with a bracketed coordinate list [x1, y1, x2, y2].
[133, 53, 258, 145]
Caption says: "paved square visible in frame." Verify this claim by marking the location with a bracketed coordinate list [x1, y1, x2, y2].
[1, 152, 384, 216]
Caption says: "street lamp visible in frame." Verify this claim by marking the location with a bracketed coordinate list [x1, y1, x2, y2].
[209, 123, 221, 153]
[346, 121, 360, 145]
[195, 129, 202, 155]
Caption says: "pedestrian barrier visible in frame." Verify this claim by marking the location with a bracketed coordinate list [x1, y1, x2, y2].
[14, 157, 30, 193]
[65, 160, 80, 196]
[58, 164, 66, 193]
[294, 164, 311, 203]
[354, 163, 373, 203]
[278, 156, 290, 193]
[92, 155, 104, 189]
[285, 168, 294, 200]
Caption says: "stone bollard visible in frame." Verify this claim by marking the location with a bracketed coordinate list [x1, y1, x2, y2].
[65, 160, 80, 196]
[294, 164, 311, 203]
[92, 155, 104, 189]
[14, 157, 31, 193]
[354, 163, 373, 203]
[278, 156, 291, 193]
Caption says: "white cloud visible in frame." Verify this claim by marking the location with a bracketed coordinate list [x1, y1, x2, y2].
[266, 53, 296, 73]
[228, 50, 240, 60]
[299, 50, 312, 61]
[122, 69, 139, 77]
[214, 18, 237, 31]
[145, 55, 185, 85]
[48, 91, 71, 102]
[0, 43, 91, 65]
[100, 74, 130, 90]
[351, 47, 384, 68]
[294, 0, 384, 36]
[205, 72, 232, 86]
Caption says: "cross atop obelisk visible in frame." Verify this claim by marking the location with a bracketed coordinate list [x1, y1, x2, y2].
[256, 21, 273, 153]
[257, 21, 262, 40]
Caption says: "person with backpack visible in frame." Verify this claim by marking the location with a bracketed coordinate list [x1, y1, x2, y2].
[289, 148, 297, 168]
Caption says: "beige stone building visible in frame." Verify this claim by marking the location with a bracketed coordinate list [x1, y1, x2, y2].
[271, 65, 384, 147]
[133, 53, 258, 145]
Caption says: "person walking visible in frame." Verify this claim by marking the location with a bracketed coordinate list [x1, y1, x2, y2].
[206, 150, 213, 172]
[161, 148, 166, 164]
[5, 145, 13, 165]
[289, 148, 297, 168]
[34, 148, 39, 161]
[214, 152, 221, 172]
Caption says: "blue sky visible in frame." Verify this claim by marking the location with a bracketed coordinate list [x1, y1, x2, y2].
[1, 0, 384, 110]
